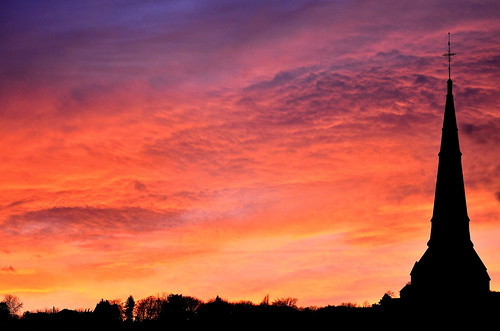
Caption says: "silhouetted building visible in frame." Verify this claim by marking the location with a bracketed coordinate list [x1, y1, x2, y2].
[400, 36, 490, 304]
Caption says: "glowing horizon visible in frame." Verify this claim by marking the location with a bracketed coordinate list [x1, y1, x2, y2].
[1, 1, 500, 312]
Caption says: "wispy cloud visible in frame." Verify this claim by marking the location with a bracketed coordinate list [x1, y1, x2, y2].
[3, 206, 181, 237]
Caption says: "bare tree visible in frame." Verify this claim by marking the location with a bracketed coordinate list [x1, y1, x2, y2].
[134, 296, 163, 322]
[271, 297, 298, 308]
[3, 295, 23, 316]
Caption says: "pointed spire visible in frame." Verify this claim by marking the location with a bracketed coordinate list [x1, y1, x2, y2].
[440, 77, 460, 157]
[428, 33, 471, 249]
[441, 33, 457, 142]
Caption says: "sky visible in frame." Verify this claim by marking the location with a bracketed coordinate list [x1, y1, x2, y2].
[1, 0, 500, 311]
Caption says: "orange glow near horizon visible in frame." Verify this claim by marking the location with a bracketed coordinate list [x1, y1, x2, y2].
[1, 1, 500, 312]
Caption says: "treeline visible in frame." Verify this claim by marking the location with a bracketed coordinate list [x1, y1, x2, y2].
[0, 293, 397, 330]
[2, 292, 500, 330]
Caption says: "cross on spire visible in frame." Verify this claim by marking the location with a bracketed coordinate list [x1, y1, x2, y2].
[443, 32, 456, 79]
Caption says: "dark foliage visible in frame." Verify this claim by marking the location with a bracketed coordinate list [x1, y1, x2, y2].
[94, 299, 122, 325]
[124, 295, 135, 322]
[4, 292, 500, 330]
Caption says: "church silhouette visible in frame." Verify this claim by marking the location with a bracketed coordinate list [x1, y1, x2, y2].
[399, 34, 491, 305]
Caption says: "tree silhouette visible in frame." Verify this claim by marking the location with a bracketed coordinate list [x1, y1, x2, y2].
[272, 297, 298, 308]
[378, 293, 393, 306]
[260, 294, 270, 306]
[124, 295, 135, 322]
[108, 298, 124, 320]
[197, 295, 232, 323]
[160, 293, 201, 323]
[3, 291, 500, 330]
[0, 302, 10, 320]
[2, 295, 23, 316]
[134, 295, 163, 322]
[93, 299, 122, 324]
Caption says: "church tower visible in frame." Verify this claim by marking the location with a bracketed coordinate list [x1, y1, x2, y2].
[400, 34, 490, 302]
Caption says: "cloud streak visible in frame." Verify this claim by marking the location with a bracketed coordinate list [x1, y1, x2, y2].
[3, 206, 181, 236]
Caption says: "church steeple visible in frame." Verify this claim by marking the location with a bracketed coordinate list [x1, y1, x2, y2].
[428, 36, 471, 248]
[400, 34, 490, 303]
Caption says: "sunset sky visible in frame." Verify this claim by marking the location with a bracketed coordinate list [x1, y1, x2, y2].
[1, 1, 500, 311]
